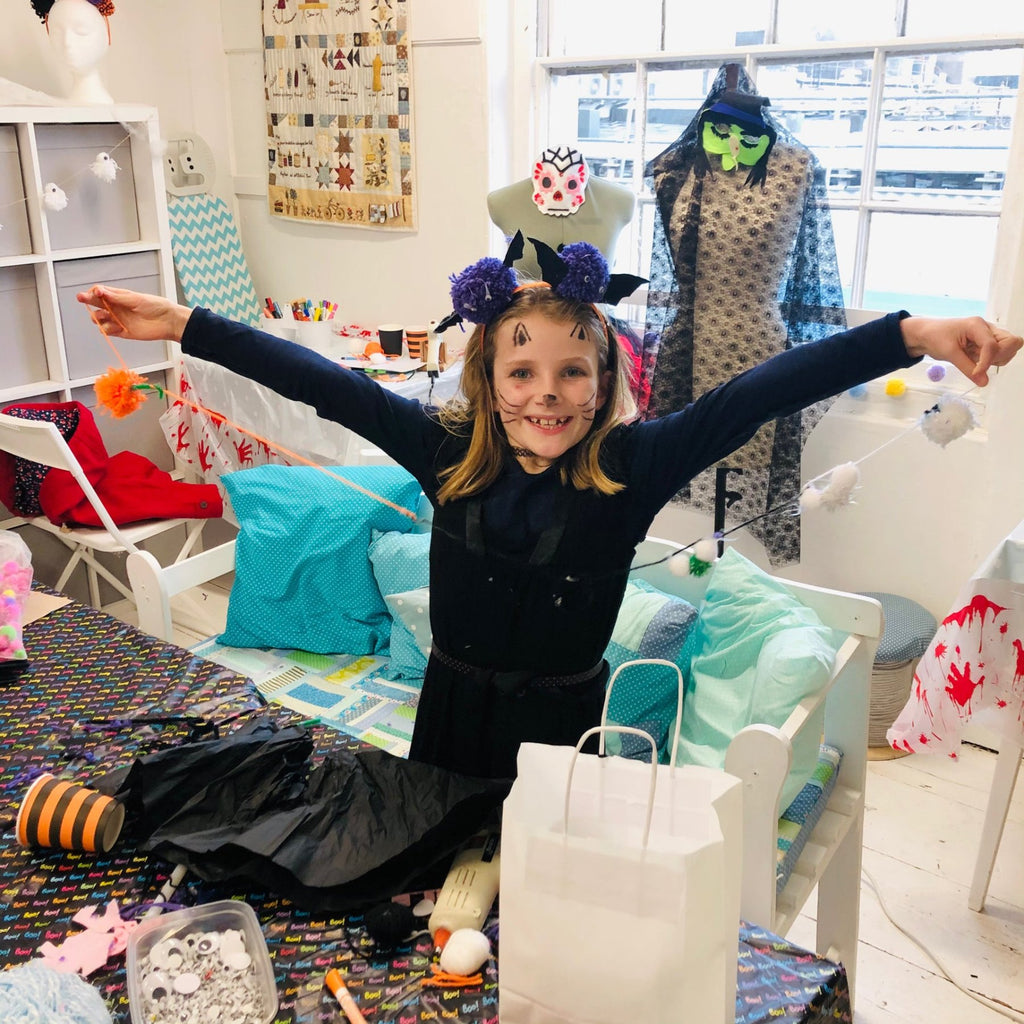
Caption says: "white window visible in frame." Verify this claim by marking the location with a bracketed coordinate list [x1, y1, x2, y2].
[529, 1, 1024, 321]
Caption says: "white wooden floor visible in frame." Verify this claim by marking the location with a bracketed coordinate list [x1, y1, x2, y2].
[106, 593, 1024, 1023]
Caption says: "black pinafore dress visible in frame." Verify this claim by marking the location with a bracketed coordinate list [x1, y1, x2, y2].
[408, 469, 637, 780]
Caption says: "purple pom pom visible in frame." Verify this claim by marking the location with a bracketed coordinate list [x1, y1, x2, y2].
[449, 257, 518, 325]
[556, 243, 610, 303]
[927, 363, 946, 382]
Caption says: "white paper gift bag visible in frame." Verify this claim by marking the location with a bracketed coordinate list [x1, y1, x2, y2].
[499, 718, 742, 1024]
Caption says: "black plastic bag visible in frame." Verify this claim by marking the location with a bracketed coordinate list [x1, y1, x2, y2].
[107, 718, 510, 910]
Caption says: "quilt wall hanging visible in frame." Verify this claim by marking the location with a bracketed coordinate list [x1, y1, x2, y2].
[262, 0, 416, 231]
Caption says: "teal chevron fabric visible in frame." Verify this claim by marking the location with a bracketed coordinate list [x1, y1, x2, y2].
[167, 193, 262, 326]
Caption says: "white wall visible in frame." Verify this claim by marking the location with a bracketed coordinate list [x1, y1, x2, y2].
[3, 1, 1022, 618]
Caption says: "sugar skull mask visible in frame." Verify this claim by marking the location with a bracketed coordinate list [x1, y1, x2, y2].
[531, 146, 588, 217]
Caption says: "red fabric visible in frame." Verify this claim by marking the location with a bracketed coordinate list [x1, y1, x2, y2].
[1, 401, 222, 527]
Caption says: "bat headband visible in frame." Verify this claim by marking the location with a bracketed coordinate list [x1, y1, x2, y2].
[435, 230, 647, 335]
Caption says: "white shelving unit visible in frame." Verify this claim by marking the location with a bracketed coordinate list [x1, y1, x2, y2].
[0, 103, 184, 602]
[0, 103, 175, 421]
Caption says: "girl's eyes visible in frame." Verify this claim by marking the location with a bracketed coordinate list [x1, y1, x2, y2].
[508, 366, 589, 380]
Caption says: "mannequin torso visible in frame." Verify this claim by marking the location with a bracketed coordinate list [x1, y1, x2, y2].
[487, 176, 636, 280]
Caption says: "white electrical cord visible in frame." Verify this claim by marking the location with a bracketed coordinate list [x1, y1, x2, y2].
[861, 867, 1024, 1023]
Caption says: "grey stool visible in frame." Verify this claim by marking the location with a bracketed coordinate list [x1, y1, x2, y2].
[858, 592, 937, 753]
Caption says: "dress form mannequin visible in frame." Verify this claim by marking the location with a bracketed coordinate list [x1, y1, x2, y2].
[40, 0, 114, 105]
[488, 148, 635, 280]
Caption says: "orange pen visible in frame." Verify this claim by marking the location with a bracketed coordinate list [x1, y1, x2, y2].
[325, 968, 368, 1024]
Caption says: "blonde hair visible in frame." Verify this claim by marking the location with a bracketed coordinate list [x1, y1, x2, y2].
[436, 286, 637, 505]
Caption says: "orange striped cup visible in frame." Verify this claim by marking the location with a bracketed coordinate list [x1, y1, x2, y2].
[16, 773, 125, 853]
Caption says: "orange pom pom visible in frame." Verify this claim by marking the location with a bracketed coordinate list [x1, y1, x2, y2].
[94, 367, 147, 418]
[363, 340, 384, 357]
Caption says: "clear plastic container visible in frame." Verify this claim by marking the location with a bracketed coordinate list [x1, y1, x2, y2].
[126, 899, 278, 1024]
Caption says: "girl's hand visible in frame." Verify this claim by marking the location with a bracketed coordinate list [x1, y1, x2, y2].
[901, 315, 1023, 387]
[75, 284, 193, 343]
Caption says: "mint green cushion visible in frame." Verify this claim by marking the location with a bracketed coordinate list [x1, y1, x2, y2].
[369, 529, 431, 680]
[604, 579, 699, 760]
[677, 548, 845, 810]
[220, 464, 422, 654]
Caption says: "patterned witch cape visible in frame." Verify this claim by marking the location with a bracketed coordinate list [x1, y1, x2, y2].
[641, 63, 847, 566]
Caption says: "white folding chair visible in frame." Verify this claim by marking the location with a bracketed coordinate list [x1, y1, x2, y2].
[0, 411, 208, 610]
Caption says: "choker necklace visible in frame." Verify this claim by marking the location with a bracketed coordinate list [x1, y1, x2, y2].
[509, 445, 537, 458]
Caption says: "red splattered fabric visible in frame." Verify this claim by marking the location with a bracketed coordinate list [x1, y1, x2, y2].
[888, 528, 1024, 758]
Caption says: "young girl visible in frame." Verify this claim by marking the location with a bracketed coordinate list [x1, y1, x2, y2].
[77, 240, 1021, 779]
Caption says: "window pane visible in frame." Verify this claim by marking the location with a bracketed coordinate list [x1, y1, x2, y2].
[756, 61, 873, 201]
[829, 209, 859, 307]
[906, 1, 1024, 37]
[864, 212, 996, 315]
[643, 65, 725, 176]
[664, 0, 771, 50]
[545, 0, 660, 58]
[875, 49, 1021, 209]
[549, 71, 638, 184]
[776, 0, 898, 44]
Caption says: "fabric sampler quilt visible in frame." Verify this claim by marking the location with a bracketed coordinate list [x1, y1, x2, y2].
[262, 0, 416, 230]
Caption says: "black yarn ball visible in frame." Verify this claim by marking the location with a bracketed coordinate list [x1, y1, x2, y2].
[364, 902, 418, 946]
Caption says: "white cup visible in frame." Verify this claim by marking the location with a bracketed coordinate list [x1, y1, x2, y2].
[296, 319, 335, 355]
[261, 318, 298, 342]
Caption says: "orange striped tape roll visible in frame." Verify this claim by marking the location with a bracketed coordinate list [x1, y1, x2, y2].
[15, 774, 125, 853]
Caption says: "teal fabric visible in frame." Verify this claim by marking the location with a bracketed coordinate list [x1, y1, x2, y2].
[369, 530, 431, 680]
[384, 587, 432, 681]
[677, 548, 845, 810]
[220, 465, 422, 654]
[604, 579, 699, 761]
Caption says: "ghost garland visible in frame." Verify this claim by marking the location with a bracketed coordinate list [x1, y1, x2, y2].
[0, 140, 128, 230]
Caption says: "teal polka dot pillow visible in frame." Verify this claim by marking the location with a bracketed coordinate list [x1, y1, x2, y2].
[220, 464, 423, 654]
[604, 579, 700, 761]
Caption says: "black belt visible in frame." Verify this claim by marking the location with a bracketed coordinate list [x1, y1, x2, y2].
[430, 645, 606, 696]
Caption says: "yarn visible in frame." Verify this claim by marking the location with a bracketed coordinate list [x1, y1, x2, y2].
[0, 961, 112, 1023]
[364, 902, 418, 946]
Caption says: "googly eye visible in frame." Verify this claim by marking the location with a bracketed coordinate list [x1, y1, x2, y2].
[196, 933, 220, 955]
[173, 971, 201, 995]
[151, 938, 186, 970]
[142, 969, 172, 1001]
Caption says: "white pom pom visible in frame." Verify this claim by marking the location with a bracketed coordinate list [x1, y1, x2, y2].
[90, 152, 120, 183]
[42, 182, 68, 211]
[919, 394, 977, 448]
[438, 929, 491, 977]
[799, 487, 823, 513]
[667, 551, 691, 576]
[693, 537, 718, 564]
[368, 351, 387, 364]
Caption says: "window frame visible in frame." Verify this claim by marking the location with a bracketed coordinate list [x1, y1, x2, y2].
[515, 6, 1024, 323]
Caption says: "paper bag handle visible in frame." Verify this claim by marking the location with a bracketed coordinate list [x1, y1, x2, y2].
[600, 659, 685, 768]
[564, 726, 658, 849]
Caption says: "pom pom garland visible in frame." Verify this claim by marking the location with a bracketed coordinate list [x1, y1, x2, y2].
[799, 461, 860, 513]
[93, 367, 158, 418]
[884, 377, 907, 398]
[926, 363, 947, 382]
[919, 393, 977, 447]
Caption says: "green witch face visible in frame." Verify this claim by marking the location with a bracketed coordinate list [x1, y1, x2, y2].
[695, 94, 777, 188]
[701, 118, 772, 171]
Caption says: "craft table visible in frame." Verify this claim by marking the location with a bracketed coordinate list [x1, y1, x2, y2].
[0, 593, 849, 1023]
